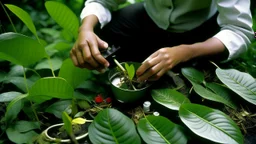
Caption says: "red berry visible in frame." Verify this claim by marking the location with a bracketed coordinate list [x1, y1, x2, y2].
[105, 97, 112, 103]
[95, 95, 103, 104]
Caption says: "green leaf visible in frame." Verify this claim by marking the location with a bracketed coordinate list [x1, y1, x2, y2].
[13, 121, 40, 133]
[0, 71, 7, 82]
[45, 1, 79, 39]
[191, 81, 237, 109]
[4, 76, 34, 92]
[5, 4, 38, 39]
[62, 111, 72, 135]
[8, 65, 24, 77]
[0, 91, 22, 102]
[27, 77, 74, 103]
[39, 28, 60, 39]
[89, 108, 141, 144]
[45, 100, 72, 118]
[179, 103, 243, 144]
[216, 68, 256, 105]
[125, 63, 135, 80]
[5, 94, 27, 125]
[76, 80, 105, 94]
[73, 91, 94, 102]
[6, 127, 38, 144]
[137, 115, 187, 144]
[45, 41, 72, 52]
[205, 82, 238, 109]
[58, 58, 92, 88]
[181, 67, 204, 83]
[34, 57, 63, 71]
[151, 89, 190, 110]
[0, 32, 47, 67]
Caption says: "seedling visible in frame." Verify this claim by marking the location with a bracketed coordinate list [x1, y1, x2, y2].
[51, 112, 93, 144]
[113, 58, 148, 90]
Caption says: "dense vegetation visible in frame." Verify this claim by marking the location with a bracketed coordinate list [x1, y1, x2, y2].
[0, 0, 256, 144]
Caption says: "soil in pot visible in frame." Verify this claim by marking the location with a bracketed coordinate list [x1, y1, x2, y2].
[110, 72, 151, 90]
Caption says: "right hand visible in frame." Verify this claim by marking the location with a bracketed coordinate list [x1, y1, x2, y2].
[70, 30, 109, 72]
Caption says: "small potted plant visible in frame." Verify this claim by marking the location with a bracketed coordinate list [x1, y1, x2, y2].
[108, 59, 152, 103]
[42, 112, 93, 143]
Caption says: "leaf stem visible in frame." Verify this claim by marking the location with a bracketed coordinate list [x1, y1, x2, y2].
[209, 60, 220, 68]
[23, 67, 40, 123]
[0, 1, 17, 33]
[46, 56, 56, 77]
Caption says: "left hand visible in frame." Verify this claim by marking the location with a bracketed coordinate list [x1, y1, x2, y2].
[136, 45, 192, 81]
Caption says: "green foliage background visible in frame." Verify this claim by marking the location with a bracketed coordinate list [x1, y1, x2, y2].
[0, 0, 255, 76]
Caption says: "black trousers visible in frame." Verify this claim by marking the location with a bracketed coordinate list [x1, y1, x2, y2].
[97, 2, 220, 64]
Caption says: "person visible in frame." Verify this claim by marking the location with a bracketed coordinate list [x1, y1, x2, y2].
[70, 0, 254, 82]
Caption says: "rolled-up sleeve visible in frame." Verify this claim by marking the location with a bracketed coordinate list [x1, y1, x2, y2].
[80, 0, 126, 28]
[213, 0, 254, 62]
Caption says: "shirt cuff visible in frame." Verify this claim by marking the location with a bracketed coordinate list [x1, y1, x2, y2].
[213, 29, 248, 62]
[80, 2, 111, 28]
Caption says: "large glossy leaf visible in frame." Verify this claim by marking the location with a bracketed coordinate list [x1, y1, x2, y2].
[45, 100, 72, 118]
[27, 77, 74, 103]
[58, 58, 92, 88]
[89, 108, 141, 144]
[181, 67, 204, 83]
[216, 68, 256, 105]
[5, 4, 38, 39]
[45, 41, 72, 52]
[6, 127, 38, 144]
[0, 32, 47, 67]
[179, 103, 243, 144]
[191, 81, 237, 109]
[76, 80, 106, 94]
[8, 65, 24, 77]
[137, 115, 187, 144]
[45, 1, 79, 39]
[4, 76, 34, 92]
[34, 57, 63, 71]
[0, 91, 22, 102]
[73, 91, 94, 102]
[151, 89, 190, 110]
[13, 121, 40, 133]
[5, 94, 27, 125]
[205, 82, 238, 109]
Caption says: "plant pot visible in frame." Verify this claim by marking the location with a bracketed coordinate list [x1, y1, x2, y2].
[43, 121, 92, 143]
[108, 62, 152, 103]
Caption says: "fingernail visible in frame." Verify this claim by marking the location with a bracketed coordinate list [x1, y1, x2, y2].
[104, 43, 108, 48]
[105, 63, 109, 67]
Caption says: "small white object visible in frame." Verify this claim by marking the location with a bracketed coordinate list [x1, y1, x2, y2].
[153, 111, 160, 116]
[143, 101, 151, 112]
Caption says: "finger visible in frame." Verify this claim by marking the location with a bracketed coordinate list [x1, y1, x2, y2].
[136, 55, 160, 77]
[148, 68, 166, 81]
[70, 49, 79, 67]
[137, 61, 163, 82]
[82, 62, 95, 70]
[81, 41, 100, 68]
[89, 39, 109, 68]
[142, 51, 158, 64]
[96, 36, 108, 49]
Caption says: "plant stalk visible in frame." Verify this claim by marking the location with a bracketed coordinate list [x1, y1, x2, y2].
[113, 59, 137, 90]
[23, 67, 40, 123]
[0, 1, 17, 33]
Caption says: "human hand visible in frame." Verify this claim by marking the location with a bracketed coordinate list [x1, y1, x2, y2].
[136, 45, 192, 81]
[70, 30, 109, 72]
